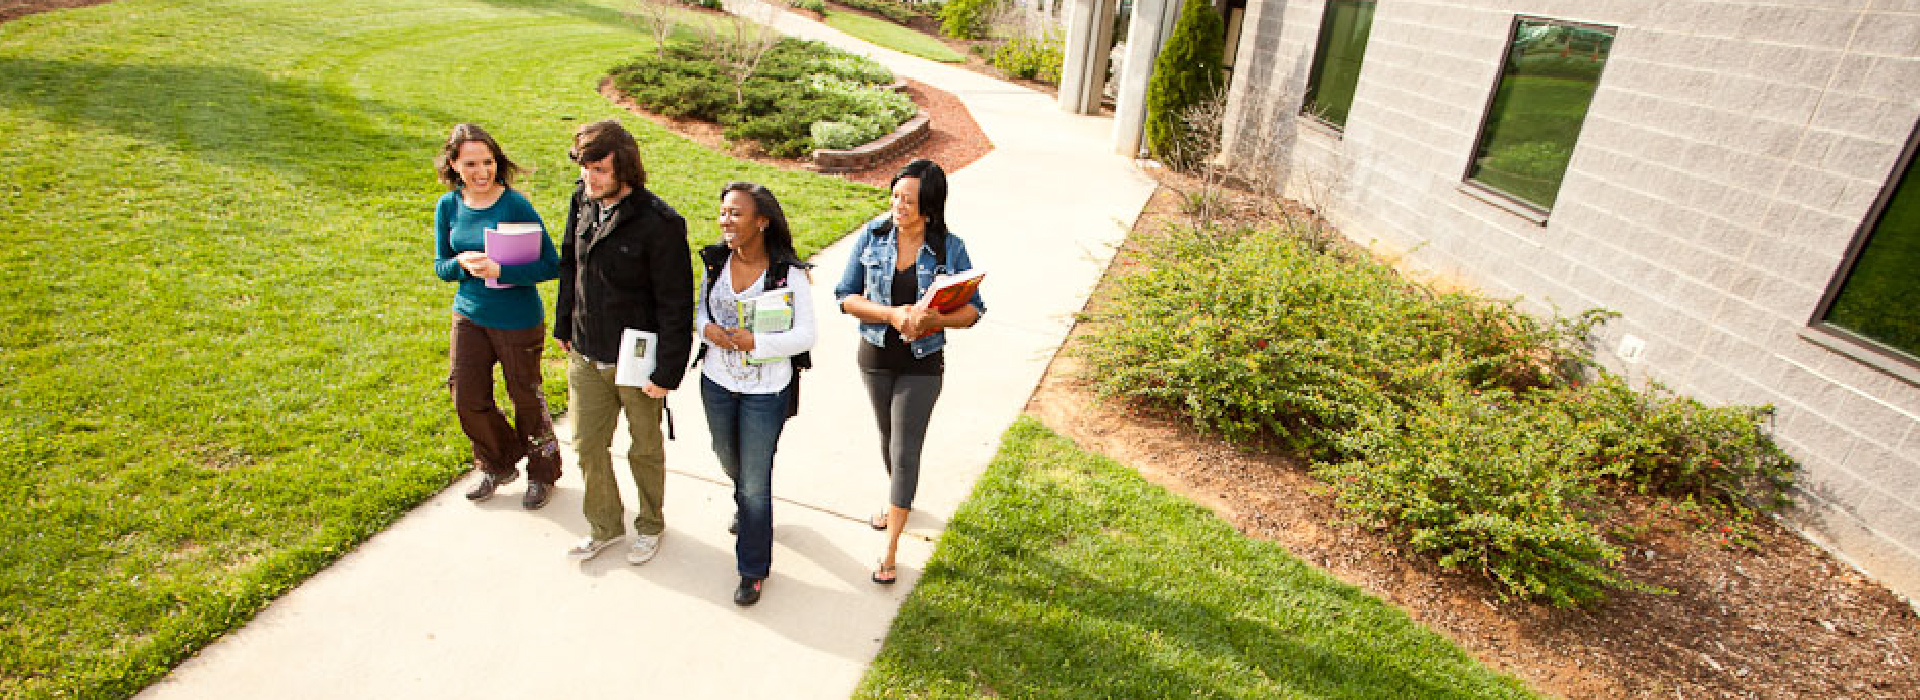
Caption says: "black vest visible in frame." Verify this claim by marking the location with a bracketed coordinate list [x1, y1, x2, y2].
[695, 244, 811, 416]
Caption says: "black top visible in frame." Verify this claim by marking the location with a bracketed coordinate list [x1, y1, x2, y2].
[857, 267, 944, 375]
[553, 183, 695, 388]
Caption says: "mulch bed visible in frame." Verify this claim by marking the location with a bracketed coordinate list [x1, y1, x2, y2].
[1, 0, 112, 23]
[1026, 183, 1920, 699]
[600, 74, 992, 187]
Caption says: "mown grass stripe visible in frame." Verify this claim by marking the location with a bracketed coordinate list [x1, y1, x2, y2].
[1, 0, 882, 696]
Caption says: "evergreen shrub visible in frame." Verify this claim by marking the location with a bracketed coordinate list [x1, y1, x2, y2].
[1144, 0, 1223, 168]
[610, 38, 909, 156]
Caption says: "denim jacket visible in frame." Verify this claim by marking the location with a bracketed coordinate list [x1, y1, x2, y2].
[833, 215, 986, 359]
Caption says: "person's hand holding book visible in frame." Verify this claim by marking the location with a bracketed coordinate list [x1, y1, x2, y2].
[456, 251, 500, 280]
[899, 305, 943, 341]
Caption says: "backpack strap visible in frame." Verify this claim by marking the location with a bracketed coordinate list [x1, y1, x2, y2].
[692, 244, 729, 367]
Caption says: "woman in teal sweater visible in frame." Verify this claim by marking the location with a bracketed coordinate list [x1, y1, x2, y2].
[433, 123, 563, 510]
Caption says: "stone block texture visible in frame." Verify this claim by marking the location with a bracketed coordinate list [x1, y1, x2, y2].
[1224, 0, 1920, 600]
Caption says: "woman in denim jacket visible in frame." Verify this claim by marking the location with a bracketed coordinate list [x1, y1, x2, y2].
[832, 159, 984, 585]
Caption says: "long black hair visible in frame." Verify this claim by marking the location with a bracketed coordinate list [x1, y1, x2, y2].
[889, 158, 950, 250]
[719, 181, 807, 268]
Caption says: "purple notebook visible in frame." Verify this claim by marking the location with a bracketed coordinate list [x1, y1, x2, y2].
[483, 223, 543, 289]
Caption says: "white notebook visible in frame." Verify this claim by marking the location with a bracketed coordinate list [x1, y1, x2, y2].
[614, 328, 657, 388]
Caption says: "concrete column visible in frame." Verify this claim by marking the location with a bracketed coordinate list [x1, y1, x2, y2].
[1112, 0, 1184, 157]
[1058, 0, 1116, 114]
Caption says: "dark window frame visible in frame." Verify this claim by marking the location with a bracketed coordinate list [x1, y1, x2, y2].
[1459, 15, 1617, 220]
[1805, 118, 1920, 378]
[1298, 0, 1377, 132]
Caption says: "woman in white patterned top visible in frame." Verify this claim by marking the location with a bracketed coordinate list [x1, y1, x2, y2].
[693, 182, 816, 607]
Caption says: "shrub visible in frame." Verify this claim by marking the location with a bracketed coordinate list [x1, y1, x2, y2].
[810, 121, 868, 150]
[610, 37, 909, 157]
[1316, 385, 1638, 607]
[988, 27, 1064, 84]
[790, 0, 827, 13]
[810, 53, 894, 85]
[682, 0, 722, 9]
[837, 0, 919, 24]
[1557, 376, 1795, 511]
[939, 0, 998, 39]
[1076, 219, 1797, 606]
[1144, 0, 1223, 169]
[804, 74, 916, 148]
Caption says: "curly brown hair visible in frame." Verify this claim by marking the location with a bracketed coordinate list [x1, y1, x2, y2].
[435, 123, 524, 190]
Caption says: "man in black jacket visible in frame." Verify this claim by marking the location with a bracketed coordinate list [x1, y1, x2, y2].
[554, 120, 694, 564]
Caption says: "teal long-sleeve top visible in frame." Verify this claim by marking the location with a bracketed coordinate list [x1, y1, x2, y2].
[434, 188, 561, 330]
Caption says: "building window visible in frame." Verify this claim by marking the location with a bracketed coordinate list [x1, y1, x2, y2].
[1464, 17, 1615, 213]
[1814, 123, 1920, 364]
[1300, 0, 1376, 129]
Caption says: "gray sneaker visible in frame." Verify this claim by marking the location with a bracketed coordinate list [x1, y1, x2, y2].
[567, 535, 620, 561]
[627, 532, 662, 565]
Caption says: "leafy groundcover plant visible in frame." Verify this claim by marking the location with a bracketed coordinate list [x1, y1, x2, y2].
[1077, 220, 1795, 606]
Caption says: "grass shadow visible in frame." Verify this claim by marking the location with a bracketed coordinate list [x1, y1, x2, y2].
[0, 56, 457, 194]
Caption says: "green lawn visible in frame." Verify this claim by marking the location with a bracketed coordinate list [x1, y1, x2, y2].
[824, 10, 966, 63]
[0, 0, 883, 696]
[857, 417, 1538, 699]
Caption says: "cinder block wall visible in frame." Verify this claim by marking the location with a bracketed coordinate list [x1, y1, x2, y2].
[1223, 0, 1920, 601]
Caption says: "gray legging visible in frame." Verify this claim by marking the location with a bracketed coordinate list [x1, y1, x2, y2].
[859, 370, 943, 510]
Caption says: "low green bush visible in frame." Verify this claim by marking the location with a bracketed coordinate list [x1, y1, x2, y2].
[812, 53, 895, 84]
[804, 74, 916, 148]
[682, 0, 722, 9]
[939, 0, 998, 39]
[836, 0, 919, 24]
[988, 29, 1064, 84]
[790, 0, 827, 14]
[1077, 220, 1797, 606]
[610, 38, 909, 156]
[810, 121, 867, 150]
[1317, 384, 1638, 607]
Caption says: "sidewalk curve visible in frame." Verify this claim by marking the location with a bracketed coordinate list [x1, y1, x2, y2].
[138, 7, 1154, 698]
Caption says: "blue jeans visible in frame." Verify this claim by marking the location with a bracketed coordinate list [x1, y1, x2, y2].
[700, 376, 792, 580]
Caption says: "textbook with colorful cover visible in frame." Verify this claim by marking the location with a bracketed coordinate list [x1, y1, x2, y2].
[912, 269, 985, 313]
[734, 289, 794, 365]
[482, 222, 544, 289]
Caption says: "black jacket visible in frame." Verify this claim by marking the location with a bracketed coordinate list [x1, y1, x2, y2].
[554, 182, 695, 390]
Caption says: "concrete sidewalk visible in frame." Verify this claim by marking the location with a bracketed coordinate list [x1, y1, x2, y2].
[139, 8, 1154, 698]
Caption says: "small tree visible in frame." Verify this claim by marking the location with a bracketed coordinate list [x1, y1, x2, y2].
[634, 0, 680, 57]
[1144, 0, 1223, 170]
[704, 5, 786, 106]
